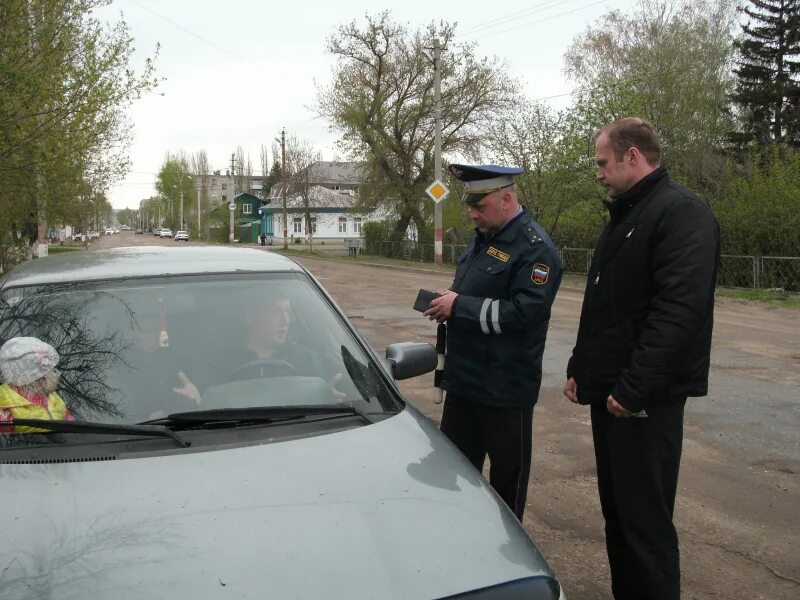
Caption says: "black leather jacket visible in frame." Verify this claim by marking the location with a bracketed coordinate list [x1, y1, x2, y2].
[442, 209, 562, 408]
[567, 168, 720, 411]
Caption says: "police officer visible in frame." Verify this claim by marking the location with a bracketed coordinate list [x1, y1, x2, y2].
[424, 164, 562, 520]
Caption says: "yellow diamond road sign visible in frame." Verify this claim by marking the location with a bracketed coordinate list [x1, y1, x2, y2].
[426, 179, 449, 203]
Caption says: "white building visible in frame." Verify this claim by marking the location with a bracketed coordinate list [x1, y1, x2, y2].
[261, 185, 378, 241]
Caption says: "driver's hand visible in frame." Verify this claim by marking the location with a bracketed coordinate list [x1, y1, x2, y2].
[329, 373, 347, 400]
[174, 371, 202, 405]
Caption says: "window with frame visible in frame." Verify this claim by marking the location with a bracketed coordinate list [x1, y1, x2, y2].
[309, 218, 317, 234]
[338, 217, 347, 233]
[242, 204, 252, 215]
[353, 218, 362, 234]
[222, 183, 228, 191]
[293, 218, 302, 234]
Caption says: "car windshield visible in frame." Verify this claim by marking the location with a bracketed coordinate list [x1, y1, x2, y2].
[0, 272, 399, 445]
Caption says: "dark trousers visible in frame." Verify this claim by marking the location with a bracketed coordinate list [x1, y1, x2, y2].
[591, 399, 686, 600]
[440, 393, 533, 520]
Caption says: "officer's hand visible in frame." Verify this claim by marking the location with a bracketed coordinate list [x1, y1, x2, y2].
[563, 377, 578, 404]
[423, 290, 458, 323]
[606, 395, 633, 418]
[174, 371, 202, 405]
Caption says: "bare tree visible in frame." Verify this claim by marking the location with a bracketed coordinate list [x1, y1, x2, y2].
[234, 146, 247, 194]
[260, 144, 270, 199]
[286, 137, 323, 252]
[191, 149, 211, 238]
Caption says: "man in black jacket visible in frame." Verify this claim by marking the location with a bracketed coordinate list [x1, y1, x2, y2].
[424, 164, 562, 520]
[564, 118, 720, 599]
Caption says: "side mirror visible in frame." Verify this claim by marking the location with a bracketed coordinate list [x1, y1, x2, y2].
[385, 342, 438, 380]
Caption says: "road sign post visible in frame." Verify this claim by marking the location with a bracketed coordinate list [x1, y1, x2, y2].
[426, 179, 449, 264]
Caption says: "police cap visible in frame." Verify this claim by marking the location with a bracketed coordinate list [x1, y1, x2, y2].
[448, 164, 524, 203]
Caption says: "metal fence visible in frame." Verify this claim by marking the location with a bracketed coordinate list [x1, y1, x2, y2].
[359, 241, 800, 291]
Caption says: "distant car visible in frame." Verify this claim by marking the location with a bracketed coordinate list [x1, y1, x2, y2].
[0, 247, 565, 600]
[88, 231, 100, 240]
[135, 228, 144, 235]
[159, 228, 173, 238]
[153, 228, 161, 236]
[174, 230, 189, 242]
[104, 229, 113, 236]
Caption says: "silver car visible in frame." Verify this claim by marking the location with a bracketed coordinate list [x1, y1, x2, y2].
[0, 247, 564, 599]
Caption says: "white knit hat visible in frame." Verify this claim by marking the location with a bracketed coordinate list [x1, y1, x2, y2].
[0, 337, 60, 386]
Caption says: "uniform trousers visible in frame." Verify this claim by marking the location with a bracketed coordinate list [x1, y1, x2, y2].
[440, 393, 533, 520]
[591, 398, 686, 600]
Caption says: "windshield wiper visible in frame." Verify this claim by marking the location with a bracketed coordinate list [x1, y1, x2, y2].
[140, 403, 374, 429]
[11, 419, 190, 448]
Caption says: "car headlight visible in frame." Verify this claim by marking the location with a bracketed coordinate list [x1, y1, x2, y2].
[438, 576, 563, 599]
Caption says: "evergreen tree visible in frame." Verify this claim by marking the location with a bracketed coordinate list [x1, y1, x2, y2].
[732, 0, 800, 147]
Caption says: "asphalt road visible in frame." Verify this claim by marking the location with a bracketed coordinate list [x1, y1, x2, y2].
[96, 233, 800, 599]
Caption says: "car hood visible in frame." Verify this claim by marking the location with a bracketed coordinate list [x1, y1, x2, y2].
[0, 407, 552, 599]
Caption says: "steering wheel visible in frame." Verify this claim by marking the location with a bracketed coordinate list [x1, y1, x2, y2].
[227, 358, 296, 382]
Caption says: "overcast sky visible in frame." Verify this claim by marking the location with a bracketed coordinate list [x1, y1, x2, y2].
[97, 0, 633, 209]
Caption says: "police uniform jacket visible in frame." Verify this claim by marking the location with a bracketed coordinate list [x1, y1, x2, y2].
[566, 167, 720, 412]
[443, 209, 562, 408]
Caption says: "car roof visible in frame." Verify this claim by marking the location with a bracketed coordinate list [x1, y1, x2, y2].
[1, 246, 304, 287]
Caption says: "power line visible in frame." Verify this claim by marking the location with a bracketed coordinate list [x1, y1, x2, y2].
[460, 0, 610, 42]
[125, 0, 253, 65]
[530, 91, 577, 102]
[455, 0, 578, 38]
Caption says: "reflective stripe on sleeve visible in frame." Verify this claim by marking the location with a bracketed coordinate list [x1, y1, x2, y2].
[491, 299, 501, 334]
[479, 298, 491, 334]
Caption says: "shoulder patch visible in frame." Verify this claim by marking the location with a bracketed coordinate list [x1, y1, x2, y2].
[531, 263, 550, 285]
[486, 246, 510, 263]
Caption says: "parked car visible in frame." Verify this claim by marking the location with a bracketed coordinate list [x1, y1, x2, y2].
[0, 247, 564, 600]
[159, 228, 173, 238]
[174, 230, 189, 242]
[135, 228, 144, 235]
[152, 228, 161, 236]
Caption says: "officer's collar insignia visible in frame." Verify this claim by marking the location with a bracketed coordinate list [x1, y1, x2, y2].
[487, 246, 510, 263]
[532, 263, 550, 285]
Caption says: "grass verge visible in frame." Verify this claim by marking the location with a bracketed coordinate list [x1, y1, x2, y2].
[715, 287, 800, 309]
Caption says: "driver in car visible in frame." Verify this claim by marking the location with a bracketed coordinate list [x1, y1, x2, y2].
[0, 337, 75, 433]
[173, 292, 344, 404]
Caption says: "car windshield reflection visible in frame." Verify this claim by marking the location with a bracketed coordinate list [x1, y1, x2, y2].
[0, 273, 399, 445]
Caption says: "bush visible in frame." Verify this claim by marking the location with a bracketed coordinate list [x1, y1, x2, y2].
[362, 220, 394, 244]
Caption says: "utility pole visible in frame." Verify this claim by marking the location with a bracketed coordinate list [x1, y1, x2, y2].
[229, 153, 236, 243]
[433, 38, 443, 266]
[179, 189, 184, 231]
[280, 128, 287, 250]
